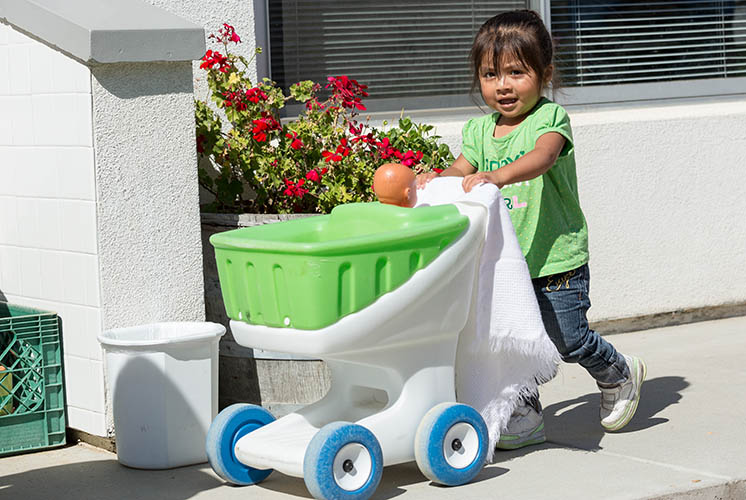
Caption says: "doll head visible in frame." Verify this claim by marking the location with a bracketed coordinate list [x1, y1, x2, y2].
[373, 163, 417, 208]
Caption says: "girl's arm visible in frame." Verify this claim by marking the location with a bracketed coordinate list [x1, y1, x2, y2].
[462, 132, 566, 192]
[416, 154, 476, 188]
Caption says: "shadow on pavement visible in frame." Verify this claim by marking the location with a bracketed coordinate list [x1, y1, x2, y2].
[256, 459, 509, 499]
[0, 456, 224, 500]
[6, 377, 685, 499]
[543, 376, 689, 450]
[4, 446, 508, 500]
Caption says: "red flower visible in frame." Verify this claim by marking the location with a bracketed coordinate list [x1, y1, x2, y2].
[285, 131, 304, 150]
[352, 132, 375, 145]
[283, 178, 308, 198]
[200, 49, 230, 73]
[251, 113, 281, 143]
[321, 151, 341, 162]
[222, 91, 236, 108]
[225, 24, 241, 43]
[306, 169, 320, 182]
[199, 50, 211, 68]
[348, 123, 375, 145]
[433, 168, 444, 174]
[394, 150, 424, 167]
[326, 76, 369, 111]
[222, 89, 262, 111]
[252, 121, 269, 142]
[375, 137, 399, 159]
[209, 24, 242, 44]
[246, 87, 268, 104]
[305, 168, 327, 182]
[199, 50, 215, 69]
[321, 138, 351, 162]
[283, 179, 294, 196]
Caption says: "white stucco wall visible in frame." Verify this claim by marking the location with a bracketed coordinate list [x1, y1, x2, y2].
[571, 97, 746, 322]
[417, 96, 746, 323]
[91, 62, 205, 330]
[0, 23, 107, 435]
[0, 18, 206, 437]
[144, 0, 258, 100]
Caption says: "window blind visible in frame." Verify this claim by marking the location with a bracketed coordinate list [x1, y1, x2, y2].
[551, 0, 746, 86]
[268, 1, 527, 101]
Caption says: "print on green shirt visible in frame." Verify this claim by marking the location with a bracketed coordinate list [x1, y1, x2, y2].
[486, 151, 529, 211]
[487, 151, 525, 172]
[460, 98, 589, 278]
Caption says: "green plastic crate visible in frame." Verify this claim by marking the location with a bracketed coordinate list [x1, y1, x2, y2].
[0, 303, 66, 456]
[210, 202, 468, 330]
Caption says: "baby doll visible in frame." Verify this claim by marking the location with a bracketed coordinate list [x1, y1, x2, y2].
[373, 163, 417, 208]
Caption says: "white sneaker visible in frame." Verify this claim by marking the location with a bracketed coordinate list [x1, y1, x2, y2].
[599, 354, 647, 431]
[496, 401, 546, 450]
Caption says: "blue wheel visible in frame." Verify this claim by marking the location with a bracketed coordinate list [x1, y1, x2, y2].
[414, 402, 489, 486]
[206, 403, 275, 485]
[303, 422, 383, 500]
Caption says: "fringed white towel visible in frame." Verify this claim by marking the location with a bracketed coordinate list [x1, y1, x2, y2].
[416, 177, 561, 461]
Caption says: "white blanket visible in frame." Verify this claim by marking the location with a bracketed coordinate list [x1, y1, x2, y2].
[416, 177, 560, 461]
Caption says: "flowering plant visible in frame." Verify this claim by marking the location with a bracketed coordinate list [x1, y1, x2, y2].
[196, 24, 453, 214]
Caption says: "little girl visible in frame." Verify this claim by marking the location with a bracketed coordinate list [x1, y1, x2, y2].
[417, 10, 646, 449]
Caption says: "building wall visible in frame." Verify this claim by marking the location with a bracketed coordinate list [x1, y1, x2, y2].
[573, 98, 746, 322]
[145, 0, 258, 101]
[171, 0, 745, 324]
[0, 23, 107, 435]
[91, 61, 205, 331]
[0, 20, 207, 437]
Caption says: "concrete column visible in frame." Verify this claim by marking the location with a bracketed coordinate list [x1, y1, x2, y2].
[91, 62, 205, 330]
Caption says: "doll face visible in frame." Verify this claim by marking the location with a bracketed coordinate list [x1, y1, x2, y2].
[479, 53, 550, 125]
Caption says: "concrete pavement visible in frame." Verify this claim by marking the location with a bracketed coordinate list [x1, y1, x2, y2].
[2, 316, 746, 500]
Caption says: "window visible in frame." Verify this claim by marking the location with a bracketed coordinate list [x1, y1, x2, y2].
[265, 1, 528, 112]
[550, 0, 746, 104]
[259, 1, 746, 110]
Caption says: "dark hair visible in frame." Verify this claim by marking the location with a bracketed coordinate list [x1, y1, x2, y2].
[469, 10, 555, 98]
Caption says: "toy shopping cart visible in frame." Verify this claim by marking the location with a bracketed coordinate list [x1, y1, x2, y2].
[206, 201, 489, 500]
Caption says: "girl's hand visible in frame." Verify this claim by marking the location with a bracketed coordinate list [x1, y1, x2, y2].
[415, 171, 440, 189]
[462, 171, 500, 192]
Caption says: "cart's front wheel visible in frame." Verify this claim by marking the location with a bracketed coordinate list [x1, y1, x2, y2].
[206, 403, 275, 485]
[303, 422, 383, 500]
[414, 402, 488, 486]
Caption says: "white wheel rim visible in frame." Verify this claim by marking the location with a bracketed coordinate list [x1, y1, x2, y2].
[333, 443, 372, 491]
[443, 422, 479, 469]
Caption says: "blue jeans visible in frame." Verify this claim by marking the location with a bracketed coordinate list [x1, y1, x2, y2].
[533, 264, 629, 386]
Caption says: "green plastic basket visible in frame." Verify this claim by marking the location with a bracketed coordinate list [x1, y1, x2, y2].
[211, 202, 468, 330]
[0, 303, 66, 456]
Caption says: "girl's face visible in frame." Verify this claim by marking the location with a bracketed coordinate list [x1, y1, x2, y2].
[479, 53, 550, 125]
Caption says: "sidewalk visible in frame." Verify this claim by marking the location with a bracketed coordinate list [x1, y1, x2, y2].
[3, 316, 746, 500]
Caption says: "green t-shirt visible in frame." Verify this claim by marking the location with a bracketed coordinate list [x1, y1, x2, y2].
[461, 98, 589, 278]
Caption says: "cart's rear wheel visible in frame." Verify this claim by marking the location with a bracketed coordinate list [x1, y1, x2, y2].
[303, 422, 383, 500]
[206, 403, 275, 485]
[414, 402, 488, 486]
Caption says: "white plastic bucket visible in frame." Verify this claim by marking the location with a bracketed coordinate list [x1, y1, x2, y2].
[98, 322, 226, 469]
